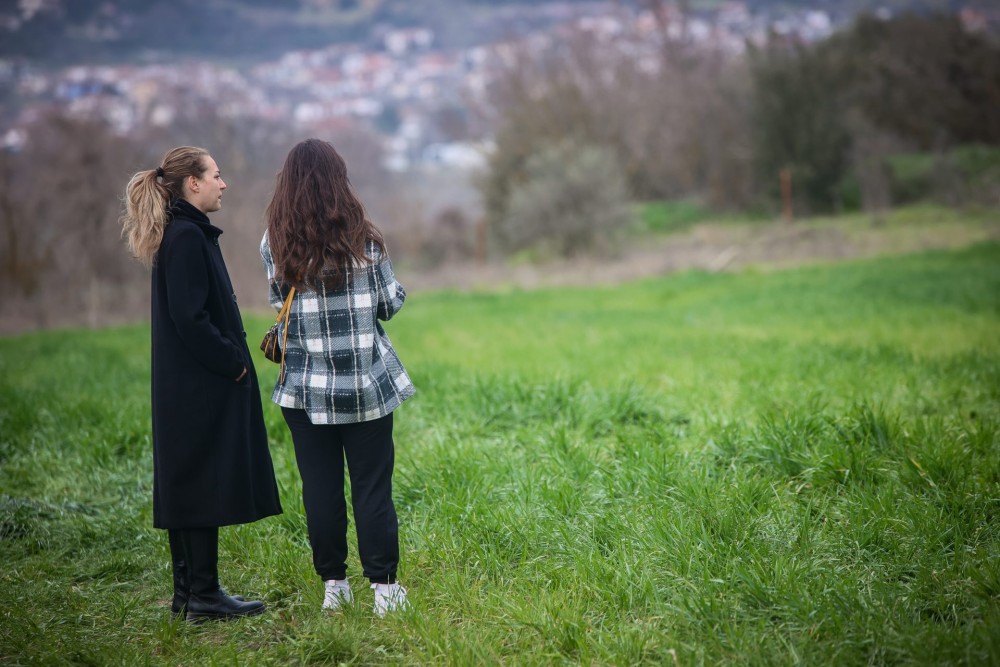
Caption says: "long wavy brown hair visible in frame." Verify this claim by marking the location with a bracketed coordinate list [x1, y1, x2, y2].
[265, 139, 384, 291]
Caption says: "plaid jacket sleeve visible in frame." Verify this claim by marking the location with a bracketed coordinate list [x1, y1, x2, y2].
[372, 245, 406, 322]
[260, 233, 285, 311]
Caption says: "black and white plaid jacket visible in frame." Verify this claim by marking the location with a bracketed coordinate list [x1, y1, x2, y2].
[260, 232, 415, 424]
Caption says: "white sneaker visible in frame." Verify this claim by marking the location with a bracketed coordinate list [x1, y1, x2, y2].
[371, 582, 409, 617]
[322, 579, 353, 610]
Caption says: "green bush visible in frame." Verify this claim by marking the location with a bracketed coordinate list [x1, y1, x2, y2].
[637, 199, 712, 233]
[955, 144, 1000, 202]
[887, 152, 936, 204]
[836, 145, 1000, 211]
[493, 142, 632, 258]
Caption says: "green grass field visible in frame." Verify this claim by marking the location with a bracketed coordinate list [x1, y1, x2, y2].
[1, 243, 998, 665]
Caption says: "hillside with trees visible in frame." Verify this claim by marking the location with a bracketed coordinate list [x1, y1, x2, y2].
[1, 3, 998, 331]
[0, 0, 986, 65]
[478, 9, 1000, 260]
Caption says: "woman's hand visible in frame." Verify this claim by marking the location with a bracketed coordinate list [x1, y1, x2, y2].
[235, 367, 248, 382]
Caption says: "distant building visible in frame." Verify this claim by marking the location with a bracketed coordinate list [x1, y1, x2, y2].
[384, 27, 434, 56]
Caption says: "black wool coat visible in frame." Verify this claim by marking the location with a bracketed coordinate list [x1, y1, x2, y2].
[150, 198, 282, 529]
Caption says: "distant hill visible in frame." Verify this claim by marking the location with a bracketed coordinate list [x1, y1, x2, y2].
[0, 0, 970, 66]
[1, 0, 585, 64]
[1, 0, 382, 64]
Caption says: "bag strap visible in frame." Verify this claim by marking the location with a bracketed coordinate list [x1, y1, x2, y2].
[277, 286, 296, 384]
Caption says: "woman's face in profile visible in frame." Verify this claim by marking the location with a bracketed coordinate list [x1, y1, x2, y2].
[187, 155, 227, 214]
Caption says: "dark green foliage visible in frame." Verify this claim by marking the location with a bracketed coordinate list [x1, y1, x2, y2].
[749, 12, 1000, 213]
[841, 13, 1000, 149]
[482, 10, 1000, 225]
[638, 199, 718, 233]
[749, 40, 853, 213]
[875, 145, 1000, 206]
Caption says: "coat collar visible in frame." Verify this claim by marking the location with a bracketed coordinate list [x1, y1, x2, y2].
[169, 198, 223, 238]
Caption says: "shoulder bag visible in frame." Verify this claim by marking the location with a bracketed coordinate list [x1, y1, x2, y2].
[260, 287, 296, 383]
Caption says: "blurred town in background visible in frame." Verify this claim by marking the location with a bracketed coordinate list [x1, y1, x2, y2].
[4, 1, 996, 169]
[3, 1, 878, 168]
[1, 0, 998, 331]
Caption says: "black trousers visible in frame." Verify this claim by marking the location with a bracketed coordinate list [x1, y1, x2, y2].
[282, 407, 399, 584]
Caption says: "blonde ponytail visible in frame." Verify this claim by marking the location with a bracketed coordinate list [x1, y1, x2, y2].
[120, 146, 210, 267]
[121, 170, 169, 267]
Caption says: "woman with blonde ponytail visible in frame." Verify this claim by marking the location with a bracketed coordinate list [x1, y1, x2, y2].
[121, 146, 281, 623]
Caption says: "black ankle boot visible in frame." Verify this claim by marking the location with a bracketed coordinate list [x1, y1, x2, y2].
[179, 526, 263, 623]
[186, 588, 266, 623]
[168, 557, 245, 615]
[169, 531, 245, 616]
[173, 586, 246, 616]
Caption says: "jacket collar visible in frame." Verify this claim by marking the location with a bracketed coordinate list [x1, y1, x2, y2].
[169, 198, 223, 238]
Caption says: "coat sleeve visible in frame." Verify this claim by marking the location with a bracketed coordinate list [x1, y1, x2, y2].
[373, 251, 406, 322]
[161, 225, 245, 379]
[260, 232, 284, 311]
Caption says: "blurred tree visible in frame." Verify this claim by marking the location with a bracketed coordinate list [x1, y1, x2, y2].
[375, 104, 402, 135]
[430, 105, 473, 142]
[491, 142, 631, 258]
[478, 16, 757, 235]
[748, 38, 852, 214]
[838, 12, 1000, 149]
[749, 12, 1000, 213]
[481, 9, 1000, 223]
[0, 113, 144, 327]
[0, 151, 49, 296]
[847, 112, 898, 220]
[416, 206, 476, 266]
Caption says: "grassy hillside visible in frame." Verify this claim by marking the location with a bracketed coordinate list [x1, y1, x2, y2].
[1, 244, 998, 665]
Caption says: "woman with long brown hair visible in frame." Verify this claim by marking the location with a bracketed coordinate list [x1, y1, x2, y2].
[122, 146, 282, 622]
[262, 138, 414, 616]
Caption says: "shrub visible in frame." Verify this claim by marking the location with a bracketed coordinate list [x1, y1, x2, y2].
[885, 145, 1000, 207]
[491, 142, 632, 258]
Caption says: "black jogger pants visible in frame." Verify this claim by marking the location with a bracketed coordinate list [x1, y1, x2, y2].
[281, 408, 399, 584]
